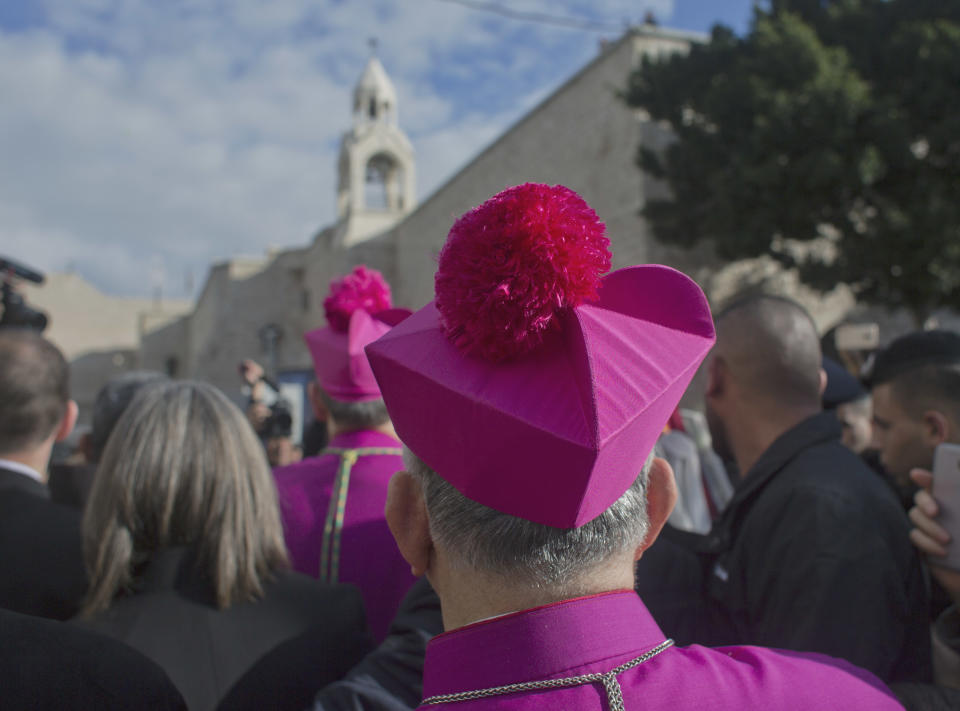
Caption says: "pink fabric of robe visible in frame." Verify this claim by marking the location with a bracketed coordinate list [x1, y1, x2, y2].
[419, 591, 904, 710]
[274, 430, 415, 641]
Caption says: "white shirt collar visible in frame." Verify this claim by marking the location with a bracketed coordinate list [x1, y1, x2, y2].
[0, 458, 44, 484]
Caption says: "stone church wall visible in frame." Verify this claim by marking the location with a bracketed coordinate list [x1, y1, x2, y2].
[138, 27, 862, 410]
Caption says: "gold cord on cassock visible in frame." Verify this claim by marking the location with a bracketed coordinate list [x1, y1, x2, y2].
[318, 446, 403, 583]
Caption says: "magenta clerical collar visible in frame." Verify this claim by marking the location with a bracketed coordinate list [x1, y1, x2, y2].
[422, 590, 668, 700]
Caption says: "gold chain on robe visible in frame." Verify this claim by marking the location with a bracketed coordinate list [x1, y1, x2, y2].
[318, 446, 403, 584]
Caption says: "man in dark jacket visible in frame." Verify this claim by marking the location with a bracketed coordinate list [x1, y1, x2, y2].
[869, 329, 960, 687]
[0, 329, 87, 619]
[701, 294, 930, 683]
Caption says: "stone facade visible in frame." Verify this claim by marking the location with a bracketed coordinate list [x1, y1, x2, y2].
[19, 26, 950, 439]
[137, 26, 865, 413]
[19, 273, 190, 425]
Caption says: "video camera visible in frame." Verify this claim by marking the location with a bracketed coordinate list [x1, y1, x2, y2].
[261, 398, 294, 440]
[0, 257, 48, 332]
[240, 365, 294, 440]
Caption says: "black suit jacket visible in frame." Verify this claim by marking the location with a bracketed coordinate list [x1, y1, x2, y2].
[75, 547, 372, 711]
[47, 461, 97, 510]
[0, 466, 88, 620]
[1, 606, 186, 710]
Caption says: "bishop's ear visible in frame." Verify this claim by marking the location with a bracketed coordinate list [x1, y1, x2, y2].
[705, 354, 726, 401]
[385, 471, 433, 577]
[635, 457, 678, 561]
[307, 382, 329, 422]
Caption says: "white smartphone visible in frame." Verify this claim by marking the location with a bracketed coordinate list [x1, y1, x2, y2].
[835, 323, 880, 352]
[931, 443, 960, 572]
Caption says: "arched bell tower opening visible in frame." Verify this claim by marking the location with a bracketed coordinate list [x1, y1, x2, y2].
[364, 152, 405, 211]
[336, 46, 415, 247]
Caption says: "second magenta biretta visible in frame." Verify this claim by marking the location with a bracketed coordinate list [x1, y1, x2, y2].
[366, 184, 716, 528]
[305, 265, 409, 402]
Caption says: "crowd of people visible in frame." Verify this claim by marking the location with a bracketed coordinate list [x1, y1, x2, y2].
[2, 182, 960, 710]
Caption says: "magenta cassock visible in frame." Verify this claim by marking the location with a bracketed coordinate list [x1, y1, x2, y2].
[274, 429, 415, 642]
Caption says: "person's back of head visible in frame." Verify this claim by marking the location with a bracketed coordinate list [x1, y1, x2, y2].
[314, 388, 390, 433]
[0, 329, 74, 461]
[87, 371, 168, 464]
[714, 293, 823, 412]
[866, 329, 960, 480]
[81, 380, 288, 616]
[704, 294, 823, 475]
[404, 448, 655, 599]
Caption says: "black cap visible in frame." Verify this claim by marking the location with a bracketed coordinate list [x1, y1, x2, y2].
[822, 356, 866, 409]
[863, 329, 960, 387]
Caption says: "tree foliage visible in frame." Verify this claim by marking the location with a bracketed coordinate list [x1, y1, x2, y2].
[625, 0, 960, 320]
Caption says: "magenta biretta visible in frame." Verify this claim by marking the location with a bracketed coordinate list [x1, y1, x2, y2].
[304, 265, 411, 402]
[365, 183, 716, 529]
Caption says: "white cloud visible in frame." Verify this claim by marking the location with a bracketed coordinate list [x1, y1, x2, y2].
[0, 0, 675, 297]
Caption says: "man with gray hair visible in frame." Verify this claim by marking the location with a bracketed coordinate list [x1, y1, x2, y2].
[274, 266, 414, 642]
[701, 294, 929, 683]
[362, 184, 904, 709]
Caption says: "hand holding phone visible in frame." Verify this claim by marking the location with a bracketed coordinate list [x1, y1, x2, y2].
[930, 443, 960, 572]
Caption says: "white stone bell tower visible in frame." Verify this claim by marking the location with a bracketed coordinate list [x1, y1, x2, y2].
[336, 45, 416, 248]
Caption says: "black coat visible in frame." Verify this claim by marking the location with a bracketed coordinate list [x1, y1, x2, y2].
[0, 466, 88, 620]
[703, 412, 931, 683]
[1, 606, 186, 710]
[313, 576, 443, 711]
[74, 547, 373, 711]
[47, 461, 97, 510]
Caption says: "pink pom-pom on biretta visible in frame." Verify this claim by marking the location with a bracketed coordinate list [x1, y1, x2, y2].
[324, 265, 393, 332]
[435, 183, 611, 361]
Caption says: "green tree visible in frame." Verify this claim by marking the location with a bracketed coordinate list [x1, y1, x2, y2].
[625, 0, 960, 322]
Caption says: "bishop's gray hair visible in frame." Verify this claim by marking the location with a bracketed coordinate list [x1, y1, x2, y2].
[319, 389, 390, 431]
[404, 447, 652, 593]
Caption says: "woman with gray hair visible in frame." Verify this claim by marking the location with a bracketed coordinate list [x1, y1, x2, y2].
[73, 380, 371, 711]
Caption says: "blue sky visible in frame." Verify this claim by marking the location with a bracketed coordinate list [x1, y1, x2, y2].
[0, 0, 753, 298]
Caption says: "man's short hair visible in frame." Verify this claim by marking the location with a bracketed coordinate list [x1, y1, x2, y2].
[866, 329, 960, 387]
[888, 365, 960, 423]
[405, 447, 652, 596]
[867, 330, 960, 423]
[319, 389, 390, 431]
[88, 371, 168, 463]
[0, 330, 70, 455]
[715, 293, 822, 408]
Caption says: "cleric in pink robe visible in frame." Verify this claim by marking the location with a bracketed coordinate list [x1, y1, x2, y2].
[365, 184, 906, 710]
[274, 266, 415, 641]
